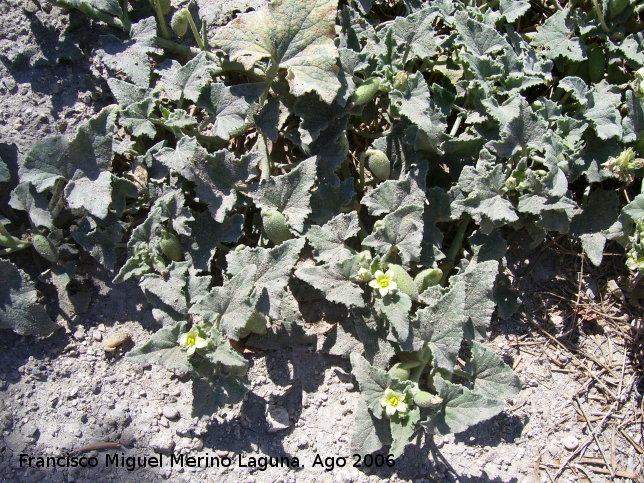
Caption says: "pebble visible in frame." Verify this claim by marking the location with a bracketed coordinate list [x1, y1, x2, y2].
[266, 405, 290, 433]
[162, 407, 180, 421]
[563, 435, 579, 451]
[150, 431, 175, 455]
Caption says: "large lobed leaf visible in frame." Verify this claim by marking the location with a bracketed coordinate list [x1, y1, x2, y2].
[212, 0, 341, 103]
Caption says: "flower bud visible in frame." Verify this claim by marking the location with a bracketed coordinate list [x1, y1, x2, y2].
[171, 9, 189, 38]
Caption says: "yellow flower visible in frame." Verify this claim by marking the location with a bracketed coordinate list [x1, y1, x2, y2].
[178, 327, 208, 355]
[368, 269, 397, 296]
[380, 388, 409, 417]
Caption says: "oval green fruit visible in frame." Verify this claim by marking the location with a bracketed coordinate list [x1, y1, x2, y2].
[388, 363, 410, 381]
[352, 77, 381, 106]
[387, 264, 418, 300]
[361, 149, 390, 180]
[32, 234, 59, 263]
[414, 268, 443, 293]
[171, 9, 189, 38]
[413, 390, 443, 408]
[587, 45, 605, 83]
[160, 231, 183, 262]
[262, 210, 293, 245]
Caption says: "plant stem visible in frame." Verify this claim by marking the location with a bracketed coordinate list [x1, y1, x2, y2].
[440, 215, 471, 285]
[152, 0, 170, 39]
[449, 114, 463, 137]
[380, 245, 397, 267]
[185, 11, 205, 50]
[591, 0, 609, 32]
[358, 153, 365, 192]
[119, 0, 131, 31]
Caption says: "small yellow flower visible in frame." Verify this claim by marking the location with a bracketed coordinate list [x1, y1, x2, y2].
[178, 327, 208, 355]
[368, 269, 397, 296]
[380, 388, 409, 417]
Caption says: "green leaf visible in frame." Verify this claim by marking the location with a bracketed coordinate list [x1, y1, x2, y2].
[623, 194, 644, 222]
[389, 407, 420, 459]
[250, 157, 317, 233]
[349, 353, 389, 418]
[140, 262, 191, 325]
[351, 401, 391, 457]
[294, 256, 365, 308]
[184, 211, 243, 271]
[582, 81, 623, 141]
[489, 97, 548, 157]
[97, 17, 159, 87]
[64, 171, 136, 220]
[425, 375, 504, 435]
[375, 292, 412, 347]
[190, 268, 258, 340]
[361, 168, 426, 217]
[157, 138, 257, 222]
[19, 107, 117, 192]
[465, 341, 521, 400]
[119, 97, 157, 139]
[212, 0, 341, 103]
[362, 205, 424, 264]
[204, 326, 250, 374]
[126, 321, 192, 373]
[0, 259, 57, 337]
[198, 83, 265, 140]
[191, 375, 249, 419]
[497, 0, 530, 22]
[9, 182, 53, 229]
[106, 78, 151, 106]
[390, 72, 446, 142]
[622, 90, 644, 145]
[226, 238, 305, 318]
[453, 161, 518, 231]
[571, 189, 620, 266]
[413, 282, 466, 372]
[72, 216, 123, 271]
[453, 10, 511, 57]
[157, 52, 216, 103]
[307, 212, 359, 263]
[391, 8, 439, 60]
[531, 9, 586, 61]
[452, 260, 499, 340]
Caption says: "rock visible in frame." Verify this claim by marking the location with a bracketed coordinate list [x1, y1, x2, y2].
[162, 407, 180, 421]
[150, 431, 175, 455]
[563, 435, 579, 451]
[266, 404, 290, 433]
[101, 331, 130, 352]
[73, 326, 86, 341]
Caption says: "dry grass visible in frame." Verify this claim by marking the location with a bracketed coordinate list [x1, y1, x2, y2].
[507, 235, 643, 482]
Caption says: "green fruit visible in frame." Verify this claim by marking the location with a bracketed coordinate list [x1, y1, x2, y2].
[587, 45, 605, 83]
[414, 268, 443, 292]
[387, 264, 418, 301]
[171, 9, 189, 38]
[361, 149, 390, 180]
[610, 0, 629, 16]
[413, 390, 443, 408]
[262, 210, 293, 245]
[388, 363, 410, 381]
[352, 77, 381, 105]
[160, 231, 183, 262]
[157, 0, 171, 15]
[32, 234, 58, 263]
[531, 100, 544, 110]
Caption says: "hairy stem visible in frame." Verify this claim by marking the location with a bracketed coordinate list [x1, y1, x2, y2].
[152, 0, 170, 39]
[591, 0, 609, 32]
[185, 11, 205, 50]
